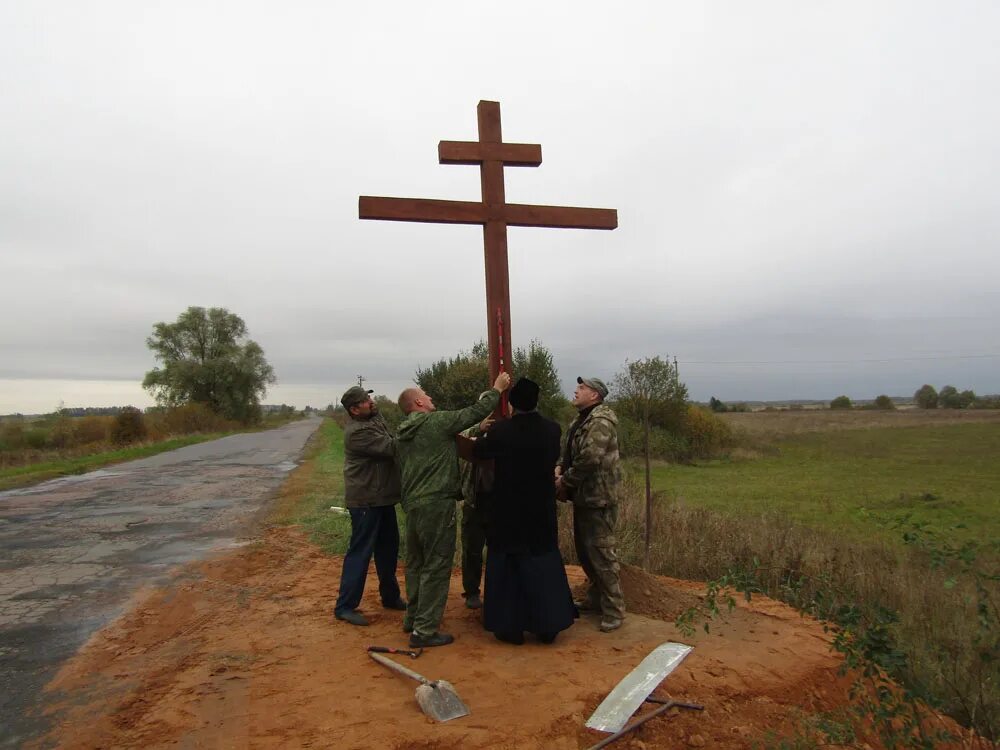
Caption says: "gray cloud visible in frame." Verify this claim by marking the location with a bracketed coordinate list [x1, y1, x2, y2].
[2, 1, 998, 413]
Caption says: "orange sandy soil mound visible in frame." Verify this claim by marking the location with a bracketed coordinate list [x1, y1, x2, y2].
[39, 527, 862, 749]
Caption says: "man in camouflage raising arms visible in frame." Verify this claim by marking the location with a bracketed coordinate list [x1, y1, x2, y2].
[395, 370, 511, 647]
[555, 376, 625, 632]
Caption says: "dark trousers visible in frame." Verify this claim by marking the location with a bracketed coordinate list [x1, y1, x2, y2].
[335, 504, 401, 614]
[460, 500, 488, 597]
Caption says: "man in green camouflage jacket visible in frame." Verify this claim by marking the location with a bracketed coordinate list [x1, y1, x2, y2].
[395, 371, 511, 647]
[556, 376, 626, 632]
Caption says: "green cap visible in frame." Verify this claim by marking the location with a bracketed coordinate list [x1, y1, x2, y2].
[576, 376, 609, 399]
[341, 386, 373, 409]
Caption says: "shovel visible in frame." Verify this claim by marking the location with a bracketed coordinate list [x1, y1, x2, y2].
[368, 651, 470, 722]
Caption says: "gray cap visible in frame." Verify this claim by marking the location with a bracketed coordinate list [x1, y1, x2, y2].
[341, 386, 373, 409]
[576, 376, 609, 399]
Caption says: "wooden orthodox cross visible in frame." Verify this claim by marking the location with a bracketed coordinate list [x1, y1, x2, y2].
[359, 100, 617, 401]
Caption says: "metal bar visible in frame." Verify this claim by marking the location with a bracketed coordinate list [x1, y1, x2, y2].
[585, 700, 704, 750]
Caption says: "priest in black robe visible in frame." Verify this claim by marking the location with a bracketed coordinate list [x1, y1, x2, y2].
[472, 377, 577, 645]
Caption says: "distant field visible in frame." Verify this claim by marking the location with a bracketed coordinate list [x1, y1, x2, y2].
[642, 409, 1000, 544]
[721, 406, 1000, 437]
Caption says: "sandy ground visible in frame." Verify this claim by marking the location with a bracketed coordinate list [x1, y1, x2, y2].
[34, 523, 868, 750]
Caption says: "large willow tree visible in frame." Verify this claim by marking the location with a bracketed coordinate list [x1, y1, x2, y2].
[142, 306, 276, 424]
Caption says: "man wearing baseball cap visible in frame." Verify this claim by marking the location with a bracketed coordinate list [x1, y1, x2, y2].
[333, 386, 406, 627]
[555, 376, 626, 632]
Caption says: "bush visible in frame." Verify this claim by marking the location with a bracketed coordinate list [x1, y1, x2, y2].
[830, 395, 853, 410]
[617, 406, 734, 462]
[74, 416, 112, 445]
[682, 405, 735, 459]
[914, 384, 938, 409]
[47, 417, 75, 449]
[165, 403, 230, 434]
[111, 407, 147, 446]
[873, 394, 896, 411]
[24, 428, 48, 450]
[0, 422, 25, 451]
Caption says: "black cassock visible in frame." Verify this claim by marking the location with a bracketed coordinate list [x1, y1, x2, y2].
[472, 411, 576, 638]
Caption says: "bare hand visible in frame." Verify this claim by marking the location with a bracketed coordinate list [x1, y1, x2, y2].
[479, 416, 496, 432]
[493, 371, 511, 392]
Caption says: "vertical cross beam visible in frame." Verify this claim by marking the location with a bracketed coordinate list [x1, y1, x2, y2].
[477, 101, 512, 389]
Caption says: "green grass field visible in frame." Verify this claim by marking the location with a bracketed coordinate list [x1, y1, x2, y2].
[641, 420, 1000, 545]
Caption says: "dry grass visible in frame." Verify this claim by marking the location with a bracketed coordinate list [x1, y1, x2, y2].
[559, 477, 999, 741]
[722, 408, 1000, 440]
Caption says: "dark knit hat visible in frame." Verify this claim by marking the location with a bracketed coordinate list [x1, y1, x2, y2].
[509, 377, 540, 411]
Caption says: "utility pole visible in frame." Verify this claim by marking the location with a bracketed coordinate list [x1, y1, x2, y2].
[357, 375, 366, 388]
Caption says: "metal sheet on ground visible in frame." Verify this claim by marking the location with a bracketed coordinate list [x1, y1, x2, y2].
[585, 641, 693, 733]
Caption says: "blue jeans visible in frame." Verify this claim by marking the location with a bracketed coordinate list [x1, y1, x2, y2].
[334, 505, 402, 614]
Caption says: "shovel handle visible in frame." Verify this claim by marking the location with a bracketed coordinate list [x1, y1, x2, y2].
[367, 645, 421, 658]
[369, 650, 430, 686]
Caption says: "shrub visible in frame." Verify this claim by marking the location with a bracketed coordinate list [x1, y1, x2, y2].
[24, 428, 48, 450]
[111, 407, 147, 446]
[914, 384, 938, 409]
[47, 417, 75, 449]
[163, 403, 229, 434]
[0, 421, 25, 451]
[873, 394, 896, 411]
[682, 405, 735, 459]
[74, 416, 112, 445]
[830, 395, 853, 410]
[618, 406, 734, 462]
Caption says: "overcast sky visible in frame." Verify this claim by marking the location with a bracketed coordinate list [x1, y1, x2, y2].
[2, 1, 998, 413]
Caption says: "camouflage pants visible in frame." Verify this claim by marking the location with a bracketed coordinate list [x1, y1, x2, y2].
[573, 504, 625, 621]
[402, 500, 457, 636]
[460, 498, 488, 598]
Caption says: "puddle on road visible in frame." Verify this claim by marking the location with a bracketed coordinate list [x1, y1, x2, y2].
[129, 538, 224, 567]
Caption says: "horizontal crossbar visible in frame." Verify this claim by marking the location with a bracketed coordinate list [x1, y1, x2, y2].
[438, 141, 542, 166]
[359, 196, 617, 230]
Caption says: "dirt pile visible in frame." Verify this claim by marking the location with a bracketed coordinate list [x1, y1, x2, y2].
[38, 526, 864, 749]
[620, 563, 701, 621]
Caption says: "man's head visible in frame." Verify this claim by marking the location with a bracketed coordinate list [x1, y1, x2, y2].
[509, 377, 540, 412]
[573, 376, 608, 410]
[398, 387, 435, 415]
[341, 386, 377, 420]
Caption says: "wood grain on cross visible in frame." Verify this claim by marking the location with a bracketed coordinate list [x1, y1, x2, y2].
[359, 100, 617, 403]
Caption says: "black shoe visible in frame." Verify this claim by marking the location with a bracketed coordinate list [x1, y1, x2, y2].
[409, 631, 455, 648]
[536, 631, 557, 644]
[464, 593, 482, 610]
[495, 631, 524, 645]
[334, 609, 369, 626]
[383, 597, 407, 611]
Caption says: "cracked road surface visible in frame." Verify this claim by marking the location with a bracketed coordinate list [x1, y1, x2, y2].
[0, 416, 321, 747]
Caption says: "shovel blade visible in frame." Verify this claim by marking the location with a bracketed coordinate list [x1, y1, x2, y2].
[415, 680, 470, 722]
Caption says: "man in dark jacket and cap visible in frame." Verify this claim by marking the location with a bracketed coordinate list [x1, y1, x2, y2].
[333, 386, 407, 626]
[472, 377, 576, 645]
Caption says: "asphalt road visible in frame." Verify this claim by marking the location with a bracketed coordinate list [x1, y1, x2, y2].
[0, 416, 321, 747]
